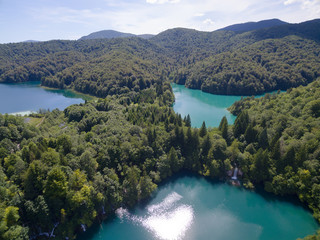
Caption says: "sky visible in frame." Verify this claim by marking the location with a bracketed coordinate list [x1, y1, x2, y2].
[0, 0, 320, 43]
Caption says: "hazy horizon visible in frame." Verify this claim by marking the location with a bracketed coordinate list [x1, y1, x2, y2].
[1, 0, 320, 43]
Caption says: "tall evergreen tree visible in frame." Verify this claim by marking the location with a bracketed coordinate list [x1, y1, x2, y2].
[258, 128, 269, 149]
[219, 116, 229, 141]
[244, 123, 257, 144]
[184, 114, 191, 127]
[199, 121, 207, 137]
[233, 111, 249, 138]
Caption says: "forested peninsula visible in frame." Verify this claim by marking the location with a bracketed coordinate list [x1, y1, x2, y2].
[1, 19, 320, 239]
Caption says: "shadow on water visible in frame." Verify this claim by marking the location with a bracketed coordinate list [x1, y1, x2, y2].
[43, 88, 93, 101]
[254, 184, 312, 212]
[76, 214, 118, 240]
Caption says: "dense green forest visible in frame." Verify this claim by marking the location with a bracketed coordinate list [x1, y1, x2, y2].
[174, 36, 320, 95]
[1, 77, 320, 239]
[0, 19, 319, 96]
[1, 18, 320, 239]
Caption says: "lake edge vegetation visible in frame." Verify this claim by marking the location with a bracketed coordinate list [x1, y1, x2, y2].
[1, 18, 320, 239]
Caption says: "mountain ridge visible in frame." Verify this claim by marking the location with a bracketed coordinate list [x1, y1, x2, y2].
[79, 30, 154, 40]
[217, 19, 288, 33]
[78, 19, 289, 41]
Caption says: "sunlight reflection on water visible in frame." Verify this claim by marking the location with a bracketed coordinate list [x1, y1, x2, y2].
[116, 192, 194, 240]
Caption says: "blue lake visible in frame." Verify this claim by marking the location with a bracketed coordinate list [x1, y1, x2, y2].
[78, 175, 319, 240]
[0, 82, 89, 114]
[171, 83, 280, 128]
[172, 83, 242, 128]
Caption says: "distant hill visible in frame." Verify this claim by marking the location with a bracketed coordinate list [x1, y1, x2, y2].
[151, 19, 320, 58]
[23, 40, 40, 43]
[218, 19, 288, 33]
[1, 18, 320, 97]
[79, 30, 154, 40]
[253, 18, 320, 42]
[137, 34, 154, 39]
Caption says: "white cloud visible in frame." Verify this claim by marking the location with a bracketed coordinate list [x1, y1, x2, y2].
[284, 0, 298, 5]
[146, 0, 180, 4]
[203, 18, 215, 25]
[194, 12, 205, 17]
[7, 0, 319, 43]
[282, 0, 320, 20]
[284, 0, 320, 5]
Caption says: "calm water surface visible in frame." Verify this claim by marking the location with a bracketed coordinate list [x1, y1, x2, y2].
[0, 82, 89, 114]
[172, 83, 242, 128]
[78, 176, 319, 240]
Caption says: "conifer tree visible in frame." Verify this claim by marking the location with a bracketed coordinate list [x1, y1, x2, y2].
[233, 111, 249, 138]
[219, 116, 228, 141]
[199, 121, 207, 137]
[185, 114, 191, 127]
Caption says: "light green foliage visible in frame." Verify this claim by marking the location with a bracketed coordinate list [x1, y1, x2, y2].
[0, 20, 320, 238]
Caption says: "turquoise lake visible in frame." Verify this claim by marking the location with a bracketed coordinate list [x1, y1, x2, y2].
[78, 175, 319, 240]
[172, 83, 242, 128]
[0, 82, 88, 114]
[1, 82, 318, 240]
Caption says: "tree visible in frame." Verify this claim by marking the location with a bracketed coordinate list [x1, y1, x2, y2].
[123, 166, 140, 207]
[3, 206, 20, 227]
[57, 134, 72, 154]
[252, 149, 269, 183]
[233, 111, 249, 138]
[24, 196, 49, 231]
[44, 166, 68, 214]
[139, 175, 157, 200]
[168, 147, 183, 173]
[41, 148, 60, 166]
[244, 123, 257, 144]
[68, 184, 96, 225]
[219, 116, 228, 141]
[80, 151, 98, 180]
[184, 127, 200, 170]
[209, 138, 227, 161]
[258, 128, 269, 149]
[200, 135, 211, 165]
[199, 121, 207, 137]
[24, 160, 48, 200]
[157, 155, 172, 179]
[309, 100, 320, 117]
[184, 114, 191, 127]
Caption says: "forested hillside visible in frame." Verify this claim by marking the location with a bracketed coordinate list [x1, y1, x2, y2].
[0, 19, 320, 97]
[218, 19, 287, 32]
[165, 19, 320, 95]
[0, 38, 171, 98]
[175, 36, 320, 95]
[79, 30, 154, 40]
